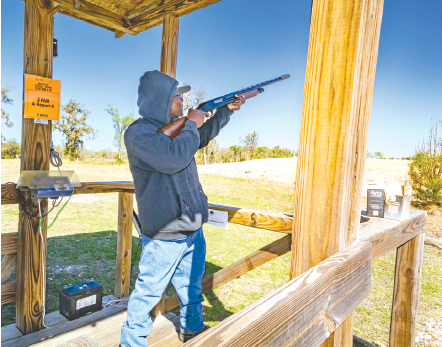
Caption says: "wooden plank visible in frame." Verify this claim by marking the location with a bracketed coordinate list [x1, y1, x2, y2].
[128, 0, 221, 33]
[208, 203, 293, 233]
[1, 282, 16, 305]
[1, 324, 23, 343]
[17, 0, 54, 334]
[1, 232, 18, 254]
[2, 297, 130, 347]
[1, 182, 135, 205]
[115, 192, 134, 299]
[291, 0, 384, 345]
[55, 335, 101, 347]
[360, 210, 426, 259]
[1, 253, 17, 284]
[54, 0, 137, 35]
[183, 241, 372, 347]
[389, 234, 425, 347]
[160, 15, 179, 79]
[165, 234, 291, 312]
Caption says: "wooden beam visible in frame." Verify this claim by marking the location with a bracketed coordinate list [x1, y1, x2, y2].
[17, 0, 54, 334]
[389, 234, 425, 347]
[1, 282, 16, 305]
[128, 0, 221, 33]
[165, 234, 291, 312]
[160, 15, 179, 78]
[1, 232, 18, 254]
[53, 0, 137, 35]
[1, 182, 135, 205]
[183, 241, 372, 347]
[209, 202, 293, 234]
[115, 192, 134, 299]
[290, 1, 384, 346]
[360, 210, 426, 259]
[1, 254, 17, 285]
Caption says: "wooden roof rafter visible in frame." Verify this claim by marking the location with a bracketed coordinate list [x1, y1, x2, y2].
[52, 0, 222, 37]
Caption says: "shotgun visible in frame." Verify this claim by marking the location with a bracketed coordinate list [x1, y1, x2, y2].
[160, 74, 290, 138]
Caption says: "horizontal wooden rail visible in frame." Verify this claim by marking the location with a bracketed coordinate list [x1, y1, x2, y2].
[1, 182, 135, 205]
[166, 234, 292, 312]
[1, 282, 16, 305]
[360, 210, 426, 259]
[1, 232, 18, 255]
[184, 241, 372, 347]
[208, 203, 293, 234]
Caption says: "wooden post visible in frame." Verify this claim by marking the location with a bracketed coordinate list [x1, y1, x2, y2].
[16, 0, 54, 334]
[290, 0, 384, 346]
[115, 192, 134, 298]
[390, 233, 425, 347]
[151, 14, 180, 318]
[160, 14, 179, 79]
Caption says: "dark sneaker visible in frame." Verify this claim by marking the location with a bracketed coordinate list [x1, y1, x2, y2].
[178, 325, 211, 342]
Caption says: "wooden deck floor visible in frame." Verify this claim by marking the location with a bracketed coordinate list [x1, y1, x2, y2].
[1, 296, 183, 347]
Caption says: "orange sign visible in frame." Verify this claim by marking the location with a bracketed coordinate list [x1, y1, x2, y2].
[24, 74, 61, 121]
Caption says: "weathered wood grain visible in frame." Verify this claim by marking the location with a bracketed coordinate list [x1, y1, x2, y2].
[291, 0, 384, 345]
[129, 0, 221, 33]
[209, 202, 293, 233]
[389, 234, 425, 347]
[166, 234, 292, 312]
[360, 210, 426, 259]
[115, 192, 134, 299]
[17, 0, 54, 334]
[1, 232, 18, 254]
[160, 15, 179, 79]
[1, 182, 135, 205]
[55, 335, 101, 347]
[1, 254, 17, 285]
[2, 296, 130, 347]
[183, 241, 372, 347]
[54, 0, 137, 35]
[1, 282, 16, 305]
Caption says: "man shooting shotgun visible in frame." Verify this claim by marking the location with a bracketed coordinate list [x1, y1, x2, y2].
[121, 70, 289, 347]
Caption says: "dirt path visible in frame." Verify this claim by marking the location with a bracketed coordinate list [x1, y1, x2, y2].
[197, 158, 411, 188]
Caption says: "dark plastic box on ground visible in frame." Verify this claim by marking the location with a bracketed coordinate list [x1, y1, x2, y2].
[59, 279, 103, 320]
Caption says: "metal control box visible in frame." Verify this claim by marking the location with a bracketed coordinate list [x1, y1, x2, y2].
[59, 279, 103, 320]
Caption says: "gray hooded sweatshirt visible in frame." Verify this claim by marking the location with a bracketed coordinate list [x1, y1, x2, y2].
[124, 70, 233, 240]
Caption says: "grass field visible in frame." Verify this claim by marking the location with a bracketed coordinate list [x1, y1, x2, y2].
[1, 159, 441, 346]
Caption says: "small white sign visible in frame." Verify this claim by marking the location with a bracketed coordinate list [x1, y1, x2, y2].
[34, 118, 48, 124]
[207, 209, 228, 228]
[76, 294, 97, 310]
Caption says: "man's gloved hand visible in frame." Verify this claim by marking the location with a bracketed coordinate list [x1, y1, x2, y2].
[187, 109, 209, 128]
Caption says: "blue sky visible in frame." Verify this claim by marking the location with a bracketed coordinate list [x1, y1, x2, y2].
[1, 0, 441, 158]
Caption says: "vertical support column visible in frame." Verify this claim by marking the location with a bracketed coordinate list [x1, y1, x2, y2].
[115, 192, 134, 298]
[390, 233, 425, 347]
[151, 14, 180, 318]
[290, 0, 384, 346]
[16, 0, 53, 334]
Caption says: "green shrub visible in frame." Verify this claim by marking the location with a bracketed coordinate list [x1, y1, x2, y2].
[1, 140, 21, 159]
[409, 121, 442, 207]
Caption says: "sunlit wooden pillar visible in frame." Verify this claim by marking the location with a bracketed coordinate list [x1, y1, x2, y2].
[115, 192, 134, 298]
[151, 14, 180, 318]
[290, 0, 384, 346]
[16, 0, 54, 334]
[390, 233, 425, 347]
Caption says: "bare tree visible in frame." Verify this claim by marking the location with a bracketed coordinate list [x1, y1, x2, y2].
[240, 132, 258, 161]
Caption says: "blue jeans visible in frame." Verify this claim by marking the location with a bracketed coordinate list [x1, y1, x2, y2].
[120, 228, 206, 347]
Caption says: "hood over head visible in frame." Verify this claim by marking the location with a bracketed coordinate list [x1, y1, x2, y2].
[137, 70, 179, 125]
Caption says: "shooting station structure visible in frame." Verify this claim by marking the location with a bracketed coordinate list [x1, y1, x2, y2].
[1, 0, 426, 346]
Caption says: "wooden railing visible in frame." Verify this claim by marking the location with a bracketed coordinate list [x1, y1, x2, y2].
[1, 182, 426, 346]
